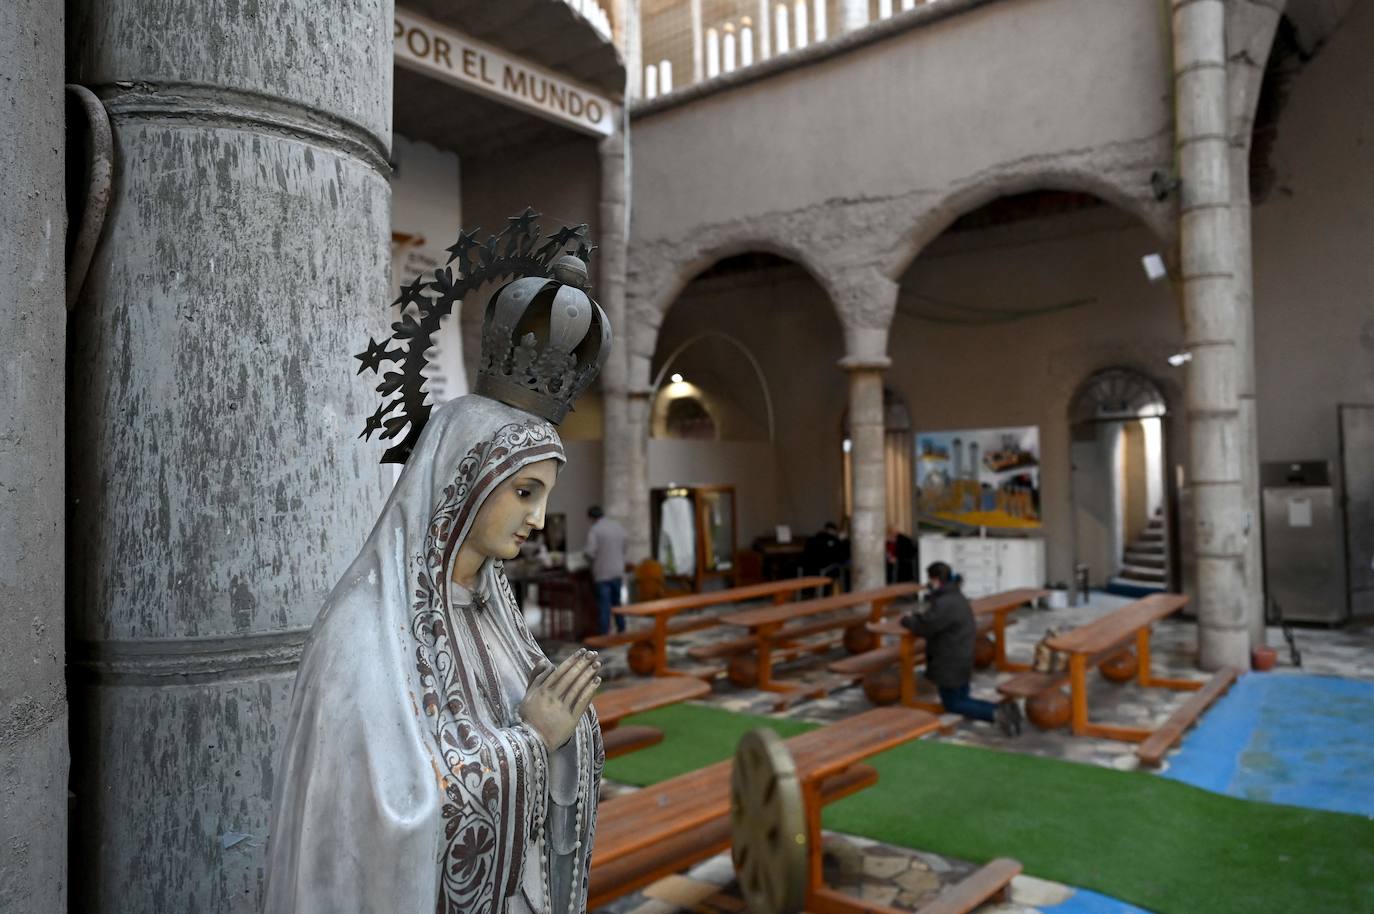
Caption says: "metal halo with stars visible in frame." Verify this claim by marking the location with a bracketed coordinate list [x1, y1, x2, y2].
[354, 208, 596, 464]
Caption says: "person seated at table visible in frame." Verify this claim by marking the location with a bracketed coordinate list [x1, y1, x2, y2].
[901, 561, 1023, 736]
[803, 522, 847, 577]
[584, 505, 628, 635]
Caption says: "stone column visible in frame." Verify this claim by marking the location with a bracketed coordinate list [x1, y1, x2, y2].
[0, 0, 67, 910]
[758, 0, 772, 58]
[65, 0, 392, 910]
[841, 0, 869, 33]
[837, 272, 896, 592]
[691, 0, 705, 82]
[1172, 0, 1252, 670]
[600, 118, 631, 526]
[843, 360, 890, 591]
[1227, 0, 1284, 647]
[626, 349, 655, 563]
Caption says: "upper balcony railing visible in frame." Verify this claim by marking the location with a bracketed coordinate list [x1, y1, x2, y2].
[640, 0, 940, 99]
[565, 0, 616, 44]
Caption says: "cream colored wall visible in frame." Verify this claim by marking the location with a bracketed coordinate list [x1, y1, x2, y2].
[631, 0, 1171, 244]
[1252, 0, 1374, 488]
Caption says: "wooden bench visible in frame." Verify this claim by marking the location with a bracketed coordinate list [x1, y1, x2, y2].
[584, 576, 835, 677]
[590, 703, 1022, 912]
[1135, 666, 1240, 766]
[715, 584, 923, 708]
[996, 593, 1232, 744]
[594, 677, 712, 759]
[590, 707, 1018, 914]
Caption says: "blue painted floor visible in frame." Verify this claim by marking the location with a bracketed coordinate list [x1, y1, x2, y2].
[1043, 672, 1374, 913]
[1161, 672, 1374, 817]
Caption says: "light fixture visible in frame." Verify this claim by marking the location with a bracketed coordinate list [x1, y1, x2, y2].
[1167, 352, 1192, 367]
[1141, 253, 1167, 283]
[670, 372, 684, 384]
[842, 438, 852, 454]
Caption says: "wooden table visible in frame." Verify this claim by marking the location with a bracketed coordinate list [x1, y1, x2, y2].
[971, 588, 1050, 672]
[590, 707, 940, 906]
[718, 583, 922, 702]
[861, 588, 1048, 711]
[593, 676, 712, 758]
[1046, 593, 1199, 741]
[599, 576, 835, 678]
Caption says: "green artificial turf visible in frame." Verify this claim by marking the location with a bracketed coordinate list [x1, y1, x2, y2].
[603, 704, 1374, 914]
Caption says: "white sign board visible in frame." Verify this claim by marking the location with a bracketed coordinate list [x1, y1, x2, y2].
[394, 8, 617, 137]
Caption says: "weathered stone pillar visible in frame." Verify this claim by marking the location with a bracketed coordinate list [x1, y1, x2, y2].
[65, 0, 392, 910]
[1227, 0, 1284, 647]
[626, 348, 655, 563]
[691, 0, 705, 82]
[841, 0, 870, 33]
[844, 361, 889, 591]
[600, 119, 631, 526]
[0, 1, 67, 910]
[838, 273, 896, 592]
[1172, 0, 1252, 670]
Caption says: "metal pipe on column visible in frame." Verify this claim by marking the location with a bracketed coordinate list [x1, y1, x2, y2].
[1171, 0, 1253, 670]
[64, 0, 393, 909]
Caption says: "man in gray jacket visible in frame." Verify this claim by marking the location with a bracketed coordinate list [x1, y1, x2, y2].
[584, 505, 628, 635]
[902, 561, 1023, 736]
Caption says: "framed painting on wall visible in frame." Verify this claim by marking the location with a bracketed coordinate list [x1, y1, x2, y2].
[916, 426, 1041, 529]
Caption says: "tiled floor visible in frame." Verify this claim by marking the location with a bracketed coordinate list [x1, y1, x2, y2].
[556, 592, 1374, 913]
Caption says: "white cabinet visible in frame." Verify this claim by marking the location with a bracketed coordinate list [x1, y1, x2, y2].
[917, 535, 1045, 597]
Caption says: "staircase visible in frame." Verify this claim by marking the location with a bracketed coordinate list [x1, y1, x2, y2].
[1108, 513, 1167, 596]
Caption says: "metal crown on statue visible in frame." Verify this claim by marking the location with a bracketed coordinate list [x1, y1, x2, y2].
[355, 208, 610, 464]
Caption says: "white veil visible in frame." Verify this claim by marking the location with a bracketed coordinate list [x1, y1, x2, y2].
[263, 395, 603, 914]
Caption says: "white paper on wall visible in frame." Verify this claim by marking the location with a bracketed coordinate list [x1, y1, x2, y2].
[1287, 497, 1313, 528]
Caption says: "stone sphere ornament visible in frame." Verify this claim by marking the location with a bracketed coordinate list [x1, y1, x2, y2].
[1099, 649, 1139, 683]
[862, 669, 901, 706]
[728, 653, 760, 688]
[843, 625, 876, 654]
[627, 640, 656, 676]
[1026, 689, 1071, 730]
[974, 635, 996, 669]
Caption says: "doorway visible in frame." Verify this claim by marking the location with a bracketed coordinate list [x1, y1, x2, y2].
[1069, 368, 1172, 594]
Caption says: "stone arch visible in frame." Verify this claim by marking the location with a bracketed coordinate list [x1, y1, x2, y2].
[882, 166, 1173, 281]
[628, 237, 846, 385]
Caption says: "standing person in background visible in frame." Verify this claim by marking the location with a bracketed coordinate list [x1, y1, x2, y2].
[585, 505, 628, 635]
[902, 561, 1023, 736]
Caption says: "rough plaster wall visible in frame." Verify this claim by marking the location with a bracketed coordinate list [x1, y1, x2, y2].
[0, 0, 67, 909]
[1252, 0, 1374, 479]
[656, 267, 850, 537]
[65, 0, 393, 910]
[626, 0, 1176, 346]
[458, 135, 603, 392]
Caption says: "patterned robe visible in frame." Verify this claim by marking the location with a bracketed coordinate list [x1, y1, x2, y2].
[264, 396, 602, 914]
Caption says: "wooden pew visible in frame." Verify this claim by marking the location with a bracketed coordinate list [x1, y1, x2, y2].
[583, 576, 835, 678]
[996, 593, 1237, 746]
[590, 707, 1019, 914]
[593, 677, 712, 759]
[714, 584, 923, 708]
[1135, 667, 1240, 766]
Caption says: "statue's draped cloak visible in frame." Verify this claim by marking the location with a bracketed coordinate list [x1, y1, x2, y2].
[264, 396, 603, 914]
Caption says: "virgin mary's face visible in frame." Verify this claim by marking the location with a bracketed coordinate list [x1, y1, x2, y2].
[466, 458, 560, 560]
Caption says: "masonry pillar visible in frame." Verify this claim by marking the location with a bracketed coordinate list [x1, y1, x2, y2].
[1172, 0, 1253, 670]
[838, 272, 896, 592]
[1227, 0, 1285, 647]
[841, 0, 870, 33]
[65, 0, 393, 910]
[625, 348, 655, 563]
[0, 1, 67, 910]
[600, 118, 632, 526]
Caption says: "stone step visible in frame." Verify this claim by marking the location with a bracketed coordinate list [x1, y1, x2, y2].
[1118, 563, 1167, 582]
[1124, 550, 1166, 568]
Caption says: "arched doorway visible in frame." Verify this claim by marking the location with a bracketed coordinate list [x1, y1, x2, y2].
[1069, 367, 1173, 594]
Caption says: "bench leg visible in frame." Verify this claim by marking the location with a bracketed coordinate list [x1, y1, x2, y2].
[652, 616, 668, 676]
[1136, 627, 1203, 691]
[1070, 654, 1089, 736]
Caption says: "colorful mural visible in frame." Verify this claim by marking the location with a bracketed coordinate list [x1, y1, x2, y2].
[916, 426, 1041, 529]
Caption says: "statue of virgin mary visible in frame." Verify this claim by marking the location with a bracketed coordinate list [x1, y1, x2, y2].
[264, 250, 612, 914]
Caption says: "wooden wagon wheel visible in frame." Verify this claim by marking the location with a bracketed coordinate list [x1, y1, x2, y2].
[729, 728, 809, 914]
